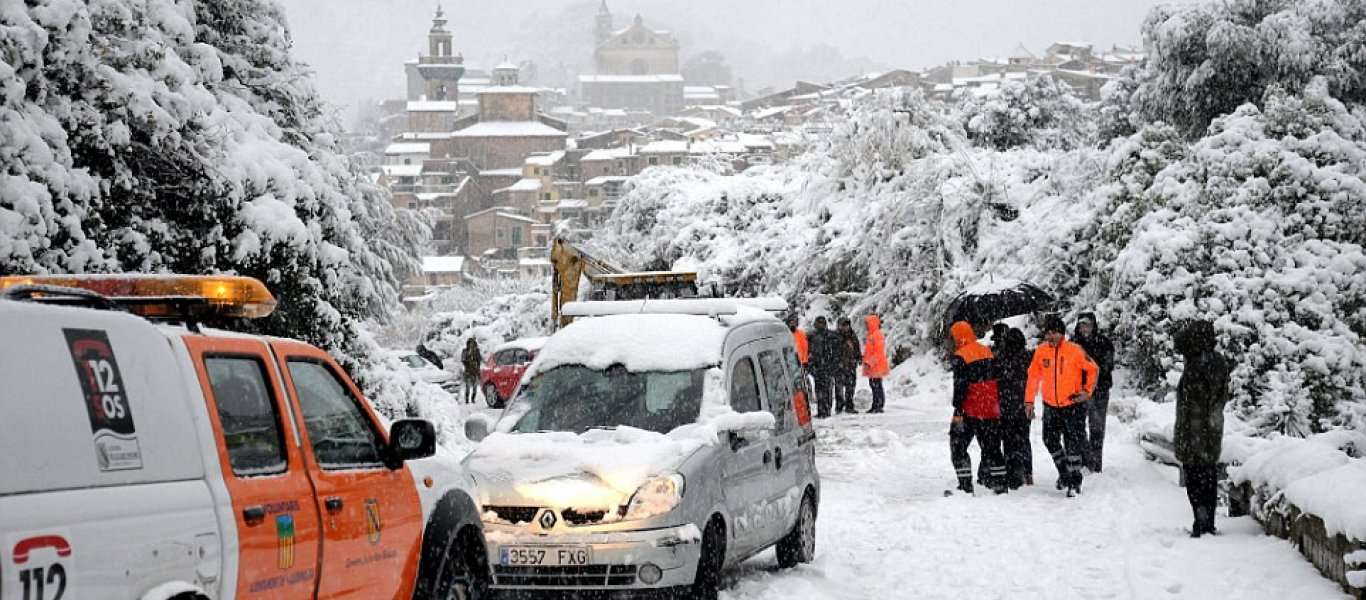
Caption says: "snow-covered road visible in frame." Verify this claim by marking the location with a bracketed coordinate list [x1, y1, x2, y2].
[716, 361, 1351, 600]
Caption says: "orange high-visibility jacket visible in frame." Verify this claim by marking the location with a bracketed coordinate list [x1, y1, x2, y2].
[793, 329, 810, 364]
[1025, 338, 1099, 408]
[862, 315, 890, 378]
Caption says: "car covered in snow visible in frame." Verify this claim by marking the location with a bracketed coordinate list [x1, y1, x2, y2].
[478, 337, 547, 408]
[392, 350, 461, 393]
[462, 299, 819, 598]
[0, 275, 487, 600]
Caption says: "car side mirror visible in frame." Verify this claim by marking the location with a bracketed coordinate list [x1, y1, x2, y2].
[465, 414, 492, 443]
[386, 419, 436, 469]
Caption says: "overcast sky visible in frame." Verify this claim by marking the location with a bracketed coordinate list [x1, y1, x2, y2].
[282, 0, 1175, 122]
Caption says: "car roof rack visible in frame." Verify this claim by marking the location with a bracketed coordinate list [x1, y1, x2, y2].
[562, 297, 789, 319]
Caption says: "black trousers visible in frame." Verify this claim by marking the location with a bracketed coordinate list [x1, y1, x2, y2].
[1043, 404, 1088, 488]
[951, 418, 1006, 490]
[869, 378, 885, 412]
[834, 371, 856, 412]
[1184, 464, 1220, 534]
[1000, 417, 1033, 488]
[812, 372, 833, 417]
[1086, 388, 1111, 471]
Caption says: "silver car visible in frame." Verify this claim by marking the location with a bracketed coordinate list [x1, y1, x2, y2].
[463, 300, 819, 598]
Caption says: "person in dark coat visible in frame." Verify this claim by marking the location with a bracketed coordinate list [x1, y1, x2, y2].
[461, 339, 482, 404]
[949, 321, 1007, 494]
[807, 316, 838, 418]
[994, 328, 1033, 488]
[1173, 320, 1230, 538]
[834, 317, 863, 414]
[1074, 312, 1116, 472]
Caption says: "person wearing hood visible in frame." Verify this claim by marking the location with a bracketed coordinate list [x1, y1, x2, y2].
[862, 315, 890, 414]
[807, 316, 838, 418]
[834, 317, 863, 414]
[1074, 312, 1116, 472]
[1025, 315, 1099, 497]
[461, 338, 482, 404]
[1173, 320, 1230, 537]
[994, 328, 1033, 488]
[948, 321, 1007, 494]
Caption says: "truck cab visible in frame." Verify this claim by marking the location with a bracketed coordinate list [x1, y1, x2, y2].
[0, 275, 488, 600]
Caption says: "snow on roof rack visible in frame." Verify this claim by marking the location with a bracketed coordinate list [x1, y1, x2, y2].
[561, 297, 788, 318]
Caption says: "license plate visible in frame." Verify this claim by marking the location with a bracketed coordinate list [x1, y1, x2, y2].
[500, 545, 593, 566]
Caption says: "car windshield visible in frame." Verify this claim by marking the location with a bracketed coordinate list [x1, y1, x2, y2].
[400, 355, 427, 369]
[508, 365, 707, 435]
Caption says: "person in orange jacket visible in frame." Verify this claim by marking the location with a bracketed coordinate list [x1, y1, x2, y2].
[948, 321, 1007, 494]
[862, 315, 890, 413]
[1025, 315, 1099, 497]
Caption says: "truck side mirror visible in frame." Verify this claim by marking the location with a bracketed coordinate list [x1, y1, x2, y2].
[386, 419, 436, 469]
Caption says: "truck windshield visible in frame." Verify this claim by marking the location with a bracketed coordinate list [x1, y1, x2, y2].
[509, 365, 706, 435]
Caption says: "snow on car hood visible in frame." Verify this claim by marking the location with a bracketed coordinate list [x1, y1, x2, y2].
[465, 426, 708, 512]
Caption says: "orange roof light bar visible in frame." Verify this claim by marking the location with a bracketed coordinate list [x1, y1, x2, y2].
[0, 274, 278, 319]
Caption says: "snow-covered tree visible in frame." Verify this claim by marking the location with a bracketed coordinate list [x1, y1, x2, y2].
[957, 75, 1095, 151]
[1134, 0, 1366, 137]
[1105, 80, 1366, 433]
[0, 0, 426, 409]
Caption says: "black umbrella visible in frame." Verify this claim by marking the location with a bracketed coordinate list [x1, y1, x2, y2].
[945, 281, 1055, 327]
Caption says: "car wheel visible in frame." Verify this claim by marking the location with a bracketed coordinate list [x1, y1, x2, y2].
[482, 384, 502, 409]
[776, 492, 816, 568]
[436, 529, 490, 600]
[690, 519, 726, 600]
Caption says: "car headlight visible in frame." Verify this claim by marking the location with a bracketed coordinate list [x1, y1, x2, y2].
[622, 473, 685, 522]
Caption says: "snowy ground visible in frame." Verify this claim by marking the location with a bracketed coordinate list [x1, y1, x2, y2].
[712, 361, 1351, 600]
[460, 358, 1349, 599]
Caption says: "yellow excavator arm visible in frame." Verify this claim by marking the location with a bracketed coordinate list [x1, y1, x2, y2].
[550, 238, 699, 329]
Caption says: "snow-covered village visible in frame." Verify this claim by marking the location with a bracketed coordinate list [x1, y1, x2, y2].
[2, 0, 1366, 598]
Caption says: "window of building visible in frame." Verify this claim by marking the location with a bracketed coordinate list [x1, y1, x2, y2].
[496, 228, 505, 240]
[542, 193, 552, 201]
[672, 156, 683, 165]
[648, 157, 659, 165]
[511, 226, 523, 245]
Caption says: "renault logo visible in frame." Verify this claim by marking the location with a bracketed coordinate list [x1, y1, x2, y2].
[539, 510, 558, 529]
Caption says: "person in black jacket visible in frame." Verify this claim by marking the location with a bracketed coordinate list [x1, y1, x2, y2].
[994, 328, 1033, 488]
[834, 317, 863, 414]
[1173, 320, 1231, 537]
[807, 316, 838, 418]
[1074, 312, 1115, 472]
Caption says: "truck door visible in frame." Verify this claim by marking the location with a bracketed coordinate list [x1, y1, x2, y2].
[184, 337, 321, 599]
[719, 351, 773, 556]
[270, 340, 424, 600]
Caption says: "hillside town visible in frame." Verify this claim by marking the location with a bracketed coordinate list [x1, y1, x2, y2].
[361, 4, 1144, 299]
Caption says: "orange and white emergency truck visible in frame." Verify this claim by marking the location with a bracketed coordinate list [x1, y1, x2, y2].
[0, 275, 490, 600]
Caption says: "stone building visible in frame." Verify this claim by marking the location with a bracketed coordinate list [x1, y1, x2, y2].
[437, 63, 569, 170]
[579, 2, 685, 116]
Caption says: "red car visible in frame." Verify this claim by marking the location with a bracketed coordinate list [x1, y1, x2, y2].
[479, 337, 548, 408]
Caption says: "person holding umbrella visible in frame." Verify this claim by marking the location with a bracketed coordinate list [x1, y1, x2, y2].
[995, 328, 1033, 487]
[948, 321, 1007, 494]
[1025, 315, 1099, 497]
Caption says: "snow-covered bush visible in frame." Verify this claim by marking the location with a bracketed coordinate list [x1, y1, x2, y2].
[1134, 0, 1366, 137]
[0, 0, 426, 392]
[421, 292, 552, 364]
[1104, 80, 1366, 434]
[958, 75, 1095, 151]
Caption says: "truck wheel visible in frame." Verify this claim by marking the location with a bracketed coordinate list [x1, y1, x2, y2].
[690, 519, 726, 600]
[776, 492, 816, 568]
[483, 384, 502, 409]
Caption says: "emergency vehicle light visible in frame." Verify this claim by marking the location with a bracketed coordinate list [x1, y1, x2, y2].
[0, 274, 278, 319]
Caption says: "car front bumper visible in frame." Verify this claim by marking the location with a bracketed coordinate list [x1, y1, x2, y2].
[481, 523, 703, 591]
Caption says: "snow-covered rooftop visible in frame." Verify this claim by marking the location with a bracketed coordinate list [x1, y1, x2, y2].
[499, 178, 543, 193]
[421, 256, 466, 273]
[639, 140, 690, 154]
[385, 142, 430, 155]
[381, 164, 423, 177]
[406, 100, 459, 112]
[579, 74, 685, 83]
[478, 85, 543, 95]
[582, 148, 631, 162]
[451, 121, 567, 138]
[525, 151, 565, 166]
